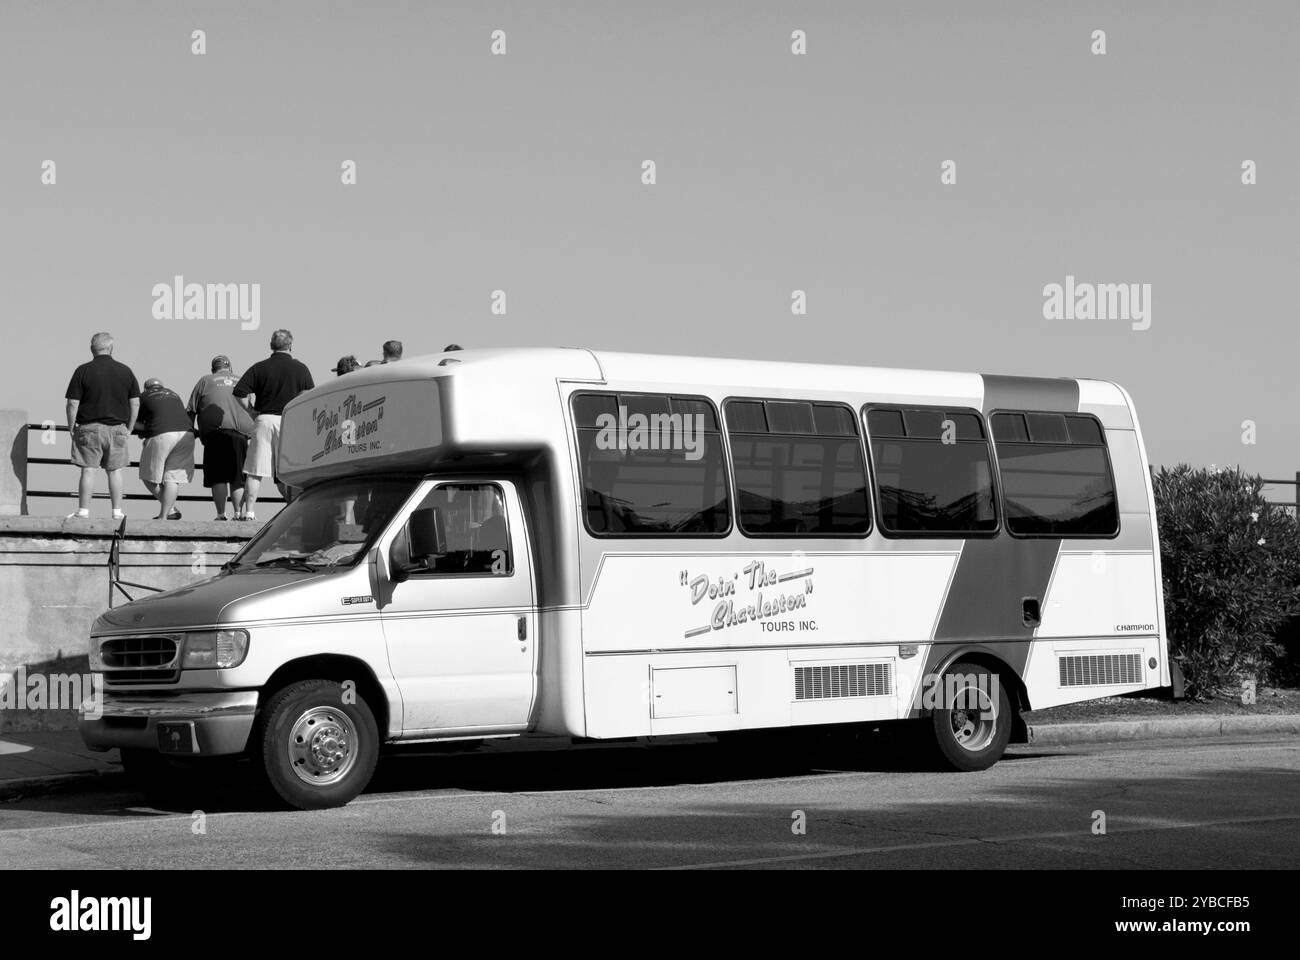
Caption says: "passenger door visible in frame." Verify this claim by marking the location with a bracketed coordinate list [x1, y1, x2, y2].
[376, 480, 537, 736]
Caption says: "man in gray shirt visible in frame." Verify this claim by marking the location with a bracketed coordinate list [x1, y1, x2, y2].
[188, 355, 255, 520]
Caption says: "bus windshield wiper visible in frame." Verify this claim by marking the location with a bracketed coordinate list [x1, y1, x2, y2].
[253, 555, 321, 572]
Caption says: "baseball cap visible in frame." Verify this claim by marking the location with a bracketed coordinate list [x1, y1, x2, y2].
[210, 355, 231, 372]
[144, 377, 163, 389]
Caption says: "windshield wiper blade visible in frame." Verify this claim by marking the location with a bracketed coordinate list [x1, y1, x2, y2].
[253, 556, 320, 572]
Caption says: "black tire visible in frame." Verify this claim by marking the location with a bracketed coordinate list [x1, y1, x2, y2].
[929, 661, 1012, 772]
[255, 679, 380, 810]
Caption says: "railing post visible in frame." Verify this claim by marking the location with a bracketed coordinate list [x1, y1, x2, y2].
[0, 410, 29, 516]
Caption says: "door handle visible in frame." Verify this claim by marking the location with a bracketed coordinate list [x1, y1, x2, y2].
[517, 616, 527, 641]
[1022, 597, 1042, 628]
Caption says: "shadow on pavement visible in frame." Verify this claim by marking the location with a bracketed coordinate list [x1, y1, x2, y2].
[0, 726, 1016, 816]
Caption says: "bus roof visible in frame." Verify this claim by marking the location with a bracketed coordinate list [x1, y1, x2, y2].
[300, 346, 1119, 396]
[277, 347, 1132, 484]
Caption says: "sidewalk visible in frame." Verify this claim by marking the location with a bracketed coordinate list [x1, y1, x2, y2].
[0, 730, 120, 799]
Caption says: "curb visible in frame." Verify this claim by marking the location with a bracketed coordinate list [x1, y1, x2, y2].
[0, 769, 121, 802]
[1027, 714, 1300, 746]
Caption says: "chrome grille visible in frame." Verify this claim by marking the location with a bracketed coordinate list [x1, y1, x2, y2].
[99, 635, 180, 685]
[794, 663, 891, 700]
[1058, 653, 1143, 687]
[100, 636, 178, 669]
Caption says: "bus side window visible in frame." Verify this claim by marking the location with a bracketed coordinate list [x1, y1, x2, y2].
[724, 398, 871, 537]
[864, 405, 998, 537]
[572, 392, 731, 537]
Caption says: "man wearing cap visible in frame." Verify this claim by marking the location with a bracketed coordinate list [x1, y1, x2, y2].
[64, 332, 140, 520]
[382, 340, 402, 362]
[233, 328, 315, 521]
[188, 356, 255, 520]
[135, 378, 195, 520]
[332, 355, 360, 376]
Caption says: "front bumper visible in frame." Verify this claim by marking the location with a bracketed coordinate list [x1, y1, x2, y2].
[80, 689, 259, 757]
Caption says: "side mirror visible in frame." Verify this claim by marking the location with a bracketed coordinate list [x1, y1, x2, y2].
[408, 507, 448, 563]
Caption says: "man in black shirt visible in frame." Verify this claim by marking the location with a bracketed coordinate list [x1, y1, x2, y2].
[233, 328, 315, 520]
[64, 332, 140, 520]
[135, 378, 196, 520]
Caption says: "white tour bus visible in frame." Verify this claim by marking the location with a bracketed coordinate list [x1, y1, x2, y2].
[81, 348, 1169, 808]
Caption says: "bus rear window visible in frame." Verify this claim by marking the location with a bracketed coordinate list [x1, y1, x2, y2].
[573, 392, 730, 537]
[990, 412, 1119, 537]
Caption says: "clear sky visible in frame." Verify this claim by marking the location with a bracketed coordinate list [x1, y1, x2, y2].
[2, 1, 1297, 512]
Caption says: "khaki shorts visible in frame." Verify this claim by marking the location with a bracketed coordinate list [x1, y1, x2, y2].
[70, 422, 130, 470]
[139, 431, 196, 485]
[245, 414, 282, 479]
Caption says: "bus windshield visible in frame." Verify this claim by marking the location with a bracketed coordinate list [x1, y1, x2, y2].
[229, 477, 420, 571]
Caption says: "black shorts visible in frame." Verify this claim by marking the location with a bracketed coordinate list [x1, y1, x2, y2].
[200, 430, 249, 487]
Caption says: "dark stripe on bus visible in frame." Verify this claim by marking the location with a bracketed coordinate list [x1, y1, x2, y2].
[920, 375, 1080, 698]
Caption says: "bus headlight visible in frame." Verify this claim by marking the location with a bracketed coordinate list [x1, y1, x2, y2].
[181, 630, 250, 669]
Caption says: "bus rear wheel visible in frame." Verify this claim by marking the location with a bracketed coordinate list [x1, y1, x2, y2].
[930, 661, 1012, 772]
[256, 679, 379, 809]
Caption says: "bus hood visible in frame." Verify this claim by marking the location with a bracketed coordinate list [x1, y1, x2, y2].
[91, 568, 346, 635]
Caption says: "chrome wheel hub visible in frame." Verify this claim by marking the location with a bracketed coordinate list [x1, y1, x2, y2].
[288, 706, 358, 785]
[949, 684, 997, 752]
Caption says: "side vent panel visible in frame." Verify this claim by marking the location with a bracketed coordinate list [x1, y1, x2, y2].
[1058, 653, 1143, 687]
[794, 663, 891, 701]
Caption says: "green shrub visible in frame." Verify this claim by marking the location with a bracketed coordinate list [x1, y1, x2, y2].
[1153, 465, 1300, 698]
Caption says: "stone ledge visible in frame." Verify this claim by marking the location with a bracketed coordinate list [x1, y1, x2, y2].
[0, 516, 261, 540]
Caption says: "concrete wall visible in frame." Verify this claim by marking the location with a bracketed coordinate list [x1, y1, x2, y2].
[0, 517, 253, 732]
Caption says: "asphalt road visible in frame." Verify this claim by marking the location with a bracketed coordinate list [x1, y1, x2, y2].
[0, 734, 1297, 869]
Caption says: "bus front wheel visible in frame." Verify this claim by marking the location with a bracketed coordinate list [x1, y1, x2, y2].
[256, 679, 379, 810]
[930, 661, 1012, 772]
